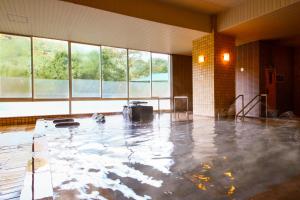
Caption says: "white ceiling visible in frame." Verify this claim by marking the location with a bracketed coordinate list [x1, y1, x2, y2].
[0, 0, 207, 55]
[222, 2, 300, 45]
[159, 0, 247, 14]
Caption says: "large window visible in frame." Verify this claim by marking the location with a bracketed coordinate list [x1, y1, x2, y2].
[129, 50, 151, 98]
[0, 33, 172, 117]
[71, 43, 101, 97]
[0, 34, 31, 98]
[151, 53, 170, 97]
[33, 38, 69, 98]
[102, 46, 127, 98]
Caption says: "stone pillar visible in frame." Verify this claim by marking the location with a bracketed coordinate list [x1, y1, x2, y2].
[192, 32, 235, 117]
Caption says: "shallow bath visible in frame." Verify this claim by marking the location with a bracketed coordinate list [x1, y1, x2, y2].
[37, 114, 300, 200]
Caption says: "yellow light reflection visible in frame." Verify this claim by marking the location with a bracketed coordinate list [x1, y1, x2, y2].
[224, 172, 234, 180]
[202, 163, 211, 170]
[198, 183, 207, 191]
[27, 158, 48, 171]
[193, 174, 210, 182]
[227, 185, 235, 195]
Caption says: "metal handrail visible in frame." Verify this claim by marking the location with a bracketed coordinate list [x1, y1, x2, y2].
[231, 95, 244, 119]
[236, 94, 268, 120]
[236, 94, 260, 118]
[243, 99, 260, 116]
[152, 96, 161, 113]
[233, 94, 244, 103]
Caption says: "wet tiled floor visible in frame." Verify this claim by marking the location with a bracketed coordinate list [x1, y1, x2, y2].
[33, 113, 300, 200]
[0, 128, 33, 199]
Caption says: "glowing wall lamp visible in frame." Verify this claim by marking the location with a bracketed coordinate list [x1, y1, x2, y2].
[198, 55, 205, 63]
[223, 53, 230, 62]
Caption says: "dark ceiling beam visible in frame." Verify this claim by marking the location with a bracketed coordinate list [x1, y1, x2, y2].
[61, 0, 212, 32]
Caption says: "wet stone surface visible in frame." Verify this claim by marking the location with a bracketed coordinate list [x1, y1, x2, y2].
[0, 132, 32, 200]
[39, 114, 300, 200]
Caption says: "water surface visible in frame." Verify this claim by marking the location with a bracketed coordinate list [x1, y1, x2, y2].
[41, 114, 300, 200]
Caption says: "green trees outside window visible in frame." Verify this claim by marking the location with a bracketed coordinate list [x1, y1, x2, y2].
[0, 34, 31, 97]
[71, 43, 101, 97]
[33, 38, 69, 98]
[152, 53, 170, 97]
[129, 50, 151, 98]
[0, 33, 170, 100]
[102, 46, 127, 98]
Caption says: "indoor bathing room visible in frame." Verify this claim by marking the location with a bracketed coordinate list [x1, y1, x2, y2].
[1, 0, 300, 200]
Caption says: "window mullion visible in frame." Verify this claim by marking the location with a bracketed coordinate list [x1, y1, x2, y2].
[31, 37, 34, 100]
[68, 41, 72, 114]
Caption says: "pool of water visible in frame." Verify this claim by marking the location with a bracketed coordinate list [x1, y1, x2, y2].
[40, 114, 300, 200]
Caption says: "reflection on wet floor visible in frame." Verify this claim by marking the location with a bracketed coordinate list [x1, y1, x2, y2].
[249, 173, 300, 200]
[0, 132, 32, 199]
[37, 113, 300, 200]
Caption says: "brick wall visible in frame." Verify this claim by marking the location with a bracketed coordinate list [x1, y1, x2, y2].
[192, 34, 215, 116]
[214, 33, 236, 117]
[192, 33, 235, 117]
[0, 114, 88, 126]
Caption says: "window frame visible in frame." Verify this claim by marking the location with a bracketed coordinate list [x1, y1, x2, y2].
[0, 32, 172, 116]
[101, 46, 128, 99]
[32, 37, 70, 99]
[0, 34, 33, 99]
[70, 42, 102, 99]
[128, 49, 152, 98]
[151, 53, 171, 98]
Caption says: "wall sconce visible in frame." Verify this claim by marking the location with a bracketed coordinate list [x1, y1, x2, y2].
[198, 55, 205, 63]
[223, 53, 230, 62]
[240, 67, 244, 72]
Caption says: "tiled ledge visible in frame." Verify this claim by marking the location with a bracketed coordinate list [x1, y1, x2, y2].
[0, 110, 170, 126]
[21, 119, 54, 200]
[0, 113, 121, 126]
